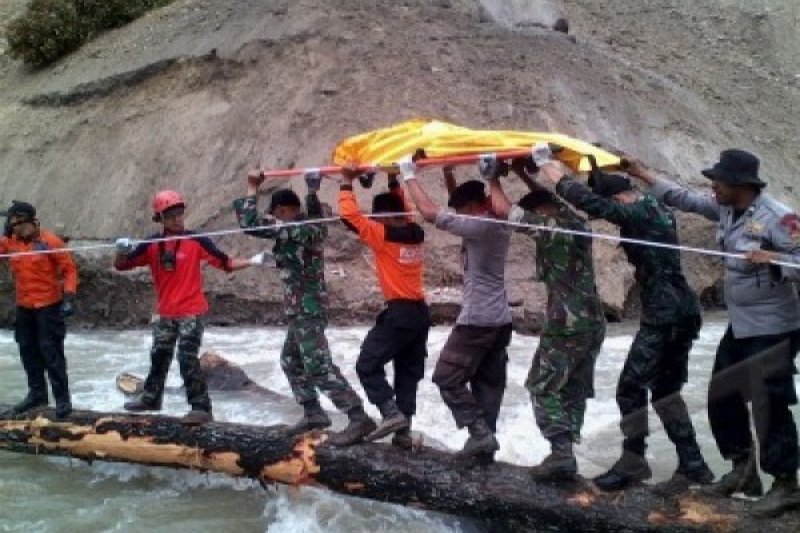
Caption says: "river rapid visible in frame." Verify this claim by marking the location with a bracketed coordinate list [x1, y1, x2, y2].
[1, 313, 798, 532]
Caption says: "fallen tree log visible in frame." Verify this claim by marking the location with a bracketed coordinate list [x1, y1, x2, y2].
[2, 408, 797, 532]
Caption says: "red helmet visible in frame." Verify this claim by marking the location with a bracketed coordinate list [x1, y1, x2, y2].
[152, 190, 185, 221]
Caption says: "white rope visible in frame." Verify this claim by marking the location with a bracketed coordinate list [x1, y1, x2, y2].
[1, 210, 798, 270]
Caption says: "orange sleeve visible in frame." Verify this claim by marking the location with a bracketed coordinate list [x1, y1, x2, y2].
[45, 233, 78, 294]
[338, 189, 386, 249]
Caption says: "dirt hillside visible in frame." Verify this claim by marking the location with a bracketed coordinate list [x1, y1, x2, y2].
[0, 0, 797, 328]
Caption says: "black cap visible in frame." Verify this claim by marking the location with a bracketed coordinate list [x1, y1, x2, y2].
[2, 200, 36, 221]
[448, 180, 486, 209]
[701, 149, 765, 188]
[268, 189, 301, 213]
[518, 190, 560, 211]
[372, 192, 405, 214]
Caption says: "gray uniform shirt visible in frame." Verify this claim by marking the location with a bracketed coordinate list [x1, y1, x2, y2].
[435, 210, 512, 326]
[651, 176, 800, 338]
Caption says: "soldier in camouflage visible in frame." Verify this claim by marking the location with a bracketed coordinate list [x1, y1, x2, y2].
[535, 146, 713, 493]
[234, 170, 370, 435]
[488, 159, 606, 481]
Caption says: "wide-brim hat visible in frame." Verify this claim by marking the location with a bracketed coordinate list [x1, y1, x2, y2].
[701, 149, 765, 188]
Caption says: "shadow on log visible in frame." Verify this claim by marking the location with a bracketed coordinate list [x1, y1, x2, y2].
[2, 407, 798, 532]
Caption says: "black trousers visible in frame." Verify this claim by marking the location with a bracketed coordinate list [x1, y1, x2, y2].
[708, 325, 799, 476]
[432, 323, 512, 432]
[616, 317, 703, 457]
[14, 303, 70, 405]
[356, 301, 431, 417]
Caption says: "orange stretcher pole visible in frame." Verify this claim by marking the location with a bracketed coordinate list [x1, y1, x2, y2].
[258, 148, 539, 179]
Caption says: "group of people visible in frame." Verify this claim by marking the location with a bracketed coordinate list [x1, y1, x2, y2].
[1, 146, 799, 517]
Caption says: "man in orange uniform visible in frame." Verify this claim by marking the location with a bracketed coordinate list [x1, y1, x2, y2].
[0, 201, 78, 419]
[332, 170, 431, 447]
[114, 191, 254, 424]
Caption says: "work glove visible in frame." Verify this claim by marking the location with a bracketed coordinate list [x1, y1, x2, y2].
[303, 170, 323, 193]
[478, 155, 509, 181]
[115, 237, 135, 255]
[358, 172, 376, 189]
[397, 155, 417, 182]
[60, 294, 75, 319]
[249, 251, 276, 267]
[531, 143, 555, 167]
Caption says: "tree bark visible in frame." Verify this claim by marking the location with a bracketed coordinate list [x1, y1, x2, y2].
[2, 407, 796, 532]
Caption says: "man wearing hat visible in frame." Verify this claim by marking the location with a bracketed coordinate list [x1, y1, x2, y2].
[629, 149, 800, 517]
[403, 158, 513, 464]
[536, 146, 713, 494]
[0, 201, 77, 419]
[235, 172, 372, 439]
[488, 158, 606, 482]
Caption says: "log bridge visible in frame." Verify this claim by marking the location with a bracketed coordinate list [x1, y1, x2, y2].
[2, 406, 797, 532]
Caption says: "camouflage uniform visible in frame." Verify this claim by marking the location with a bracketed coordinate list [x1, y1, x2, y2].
[509, 203, 606, 442]
[141, 316, 210, 411]
[556, 178, 705, 460]
[234, 193, 362, 412]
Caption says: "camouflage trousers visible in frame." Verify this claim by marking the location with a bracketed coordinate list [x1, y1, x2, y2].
[281, 316, 362, 412]
[141, 316, 211, 411]
[526, 328, 605, 442]
[617, 317, 702, 455]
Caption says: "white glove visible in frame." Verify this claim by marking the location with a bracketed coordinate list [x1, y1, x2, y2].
[303, 169, 322, 192]
[397, 155, 417, 182]
[249, 251, 275, 266]
[115, 237, 135, 255]
[478, 154, 500, 181]
[531, 143, 554, 167]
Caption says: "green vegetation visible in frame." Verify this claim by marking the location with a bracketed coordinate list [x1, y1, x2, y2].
[5, 0, 175, 67]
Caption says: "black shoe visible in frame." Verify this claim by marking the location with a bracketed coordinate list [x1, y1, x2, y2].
[701, 453, 763, 498]
[54, 402, 73, 420]
[364, 413, 409, 442]
[183, 409, 213, 425]
[327, 417, 378, 447]
[391, 430, 414, 450]
[123, 398, 162, 412]
[11, 394, 48, 414]
[751, 475, 800, 518]
[530, 452, 578, 482]
[593, 452, 652, 491]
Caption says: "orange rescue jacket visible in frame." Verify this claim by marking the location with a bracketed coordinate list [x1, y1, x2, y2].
[338, 186, 425, 302]
[0, 230, 78, 309]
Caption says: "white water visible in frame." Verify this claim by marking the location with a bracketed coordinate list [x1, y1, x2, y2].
[1, 314, 798, 532]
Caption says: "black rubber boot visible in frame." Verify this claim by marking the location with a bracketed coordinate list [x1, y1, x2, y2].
[593, 451, 652, 491]
[364, 398, 409, 442]
[654, 442, 714, 496]
[285, 400, 332, 436]
[11, 393, 48, 414]
[54, 402, 73, 420]
[456, 418, 499, 460]
[751, 473, 800, 518]
[701, 451, 763, 498]
[327, 407, 377, 447]
[123, 397, 162, 412]
[183, 409, 213, 425]
[530, 434, 577, 482]
[391, 426, 414, 450]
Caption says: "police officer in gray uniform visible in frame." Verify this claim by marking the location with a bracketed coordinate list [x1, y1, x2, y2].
[629, 149, 800, 517]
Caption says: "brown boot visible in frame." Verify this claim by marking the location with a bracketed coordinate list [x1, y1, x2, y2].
[593, 451, 652, 491]
[182, 409, 213, 425]
[530, 436, 577, 482]
[326, 407, 377, 447]
[284, 400, 331, 436]
[364, 399, 409, 442]
[456, 418, 499, 460]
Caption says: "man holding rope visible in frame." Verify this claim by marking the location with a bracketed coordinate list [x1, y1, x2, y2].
[115, 191, 254, 424]
[631, 149, 800, 517]
[536, 146, 713, 494]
